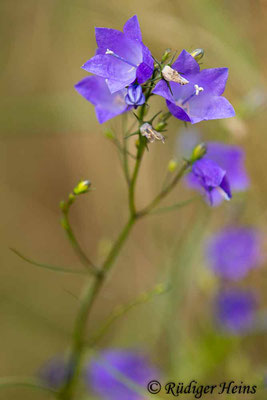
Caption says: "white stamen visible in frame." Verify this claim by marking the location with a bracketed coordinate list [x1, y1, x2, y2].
[194, 84, 204, 96]
[105, 48, 114, 55]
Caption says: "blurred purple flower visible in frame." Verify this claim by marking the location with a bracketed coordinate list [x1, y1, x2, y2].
[38, 357, 70, 390]
[215, 289, 257, 334]
[81, 15, 154, 93]
[153, 50, 235, 123]
[187, 141, 249, 205]
[191, 158, 232, 205]
[206, 227, 262, 280]
[85, 349, 158, 400]
[125, 84, 145, 108]
[75, 76, 130, 123]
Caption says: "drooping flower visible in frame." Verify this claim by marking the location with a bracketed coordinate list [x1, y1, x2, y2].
[215, 289, 257, 334]
[85, 349, 158, 400]
[187, 141, 249, 205]
[125, 84, 145, 108]
[191, 158, 231, 205]
[206, 227, 262, 280]
[81, 16, 154, 93]
[75, 76, 130, 123]
[153, 50, 235, 123]
[140, 123, 165, 143]
[38, 357, 70, 389]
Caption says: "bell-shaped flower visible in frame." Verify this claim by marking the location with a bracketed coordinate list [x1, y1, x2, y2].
[191, 158, 232, 205]
[75, 76, 130, 123]
[81, 16, 154, 93]
[153, 50, 235, 123]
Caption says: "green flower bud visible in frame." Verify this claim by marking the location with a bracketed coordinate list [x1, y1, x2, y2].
[161, 48, 171, 63]
[190, 48, 204, 61]
[73, 180, 91, 195]
[168, 159, 178, 172]
[191, 143, 207, 162]
[155, 121, 167, 131]
[104, 129, 115, 140]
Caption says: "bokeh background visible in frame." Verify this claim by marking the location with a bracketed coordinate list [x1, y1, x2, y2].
[0, 0, 267, 399]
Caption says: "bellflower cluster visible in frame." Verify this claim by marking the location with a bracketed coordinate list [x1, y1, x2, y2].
[85, 349, 158, 400]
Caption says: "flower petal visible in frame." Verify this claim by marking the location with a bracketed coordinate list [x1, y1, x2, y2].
[197, 68, 229, 95]
[166, 100, 191, 122]
[153, 80, 174, 102]
[172, 49, 200, 75]
[123, 15, 142, 41]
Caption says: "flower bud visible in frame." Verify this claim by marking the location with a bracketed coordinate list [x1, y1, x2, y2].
[125, 84, 145, 108]
[191, 142, 207, 162]
[168, 159, 178, 172]
[73, 180, 91, 195]
[140, 123, 165, 144]
[161, 48, 171, 63]
[155, 121, 167, 131]
[104, 129, 115, 140]
[190, 48, 204, 61]
[162, 66, 189, 85]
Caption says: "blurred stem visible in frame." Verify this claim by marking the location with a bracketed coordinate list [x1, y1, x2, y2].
[61, 198, 99, 276]
[87, 283, 169, 347]
[0, 377, 57, 394]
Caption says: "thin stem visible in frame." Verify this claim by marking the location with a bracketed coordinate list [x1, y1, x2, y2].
[137, 160, 191, 217]
[87, 283, 169, 347]
[61, 208, 99, 276]
[0, 377, 57, 395]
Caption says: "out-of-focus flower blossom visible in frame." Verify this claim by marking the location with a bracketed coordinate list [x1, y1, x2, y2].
[81, 16, 154, 93]
[187, 141, 249, 205]
[140, 123, 165, 143]
[38, 357, 70, 390]
[85, 349, 158, 400]
[206, 227, 262, 280]
[125, 84, 145, 108]
[75, 76, 130, 123]
[215, 289, 257, 334]
[191, 158, 231, 205]
[153, 50, 235, 123]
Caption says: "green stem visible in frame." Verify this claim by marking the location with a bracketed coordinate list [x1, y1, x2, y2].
[0, 377, 57, 395]
[137, 160, 191, 217]
[59, 217, 136, 400]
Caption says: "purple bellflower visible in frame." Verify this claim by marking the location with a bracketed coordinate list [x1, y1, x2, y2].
[215, 289, 257, 334]
[85, 349, 158, 400]
[206, 227, 262, 280]
[82, 16, 154, 93]
[125, 84, 145, 108]
[187, 141, 249, 205]
[191, 158, 232, 205]
[153, 50, 235, 123]
[75, 75, 130, 124]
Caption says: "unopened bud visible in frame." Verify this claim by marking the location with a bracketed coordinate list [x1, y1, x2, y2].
[155, 121, 167, 131]
[162, 66, 189, 85]
[191, 143, 207, 161]
[161, 48, 171, 63]
[140, 123, 165, 144]
[73, 180, 91, 195]
[168, 159, 178, 172]
[104, 129, 115, 140]
[190, 48, 204, 61]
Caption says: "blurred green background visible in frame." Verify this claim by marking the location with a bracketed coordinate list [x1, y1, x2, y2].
[0, 0, 267, 399]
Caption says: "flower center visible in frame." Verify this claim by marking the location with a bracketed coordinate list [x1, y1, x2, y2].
[105, 49, 138, 68]
[181, 84, 204, 105]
